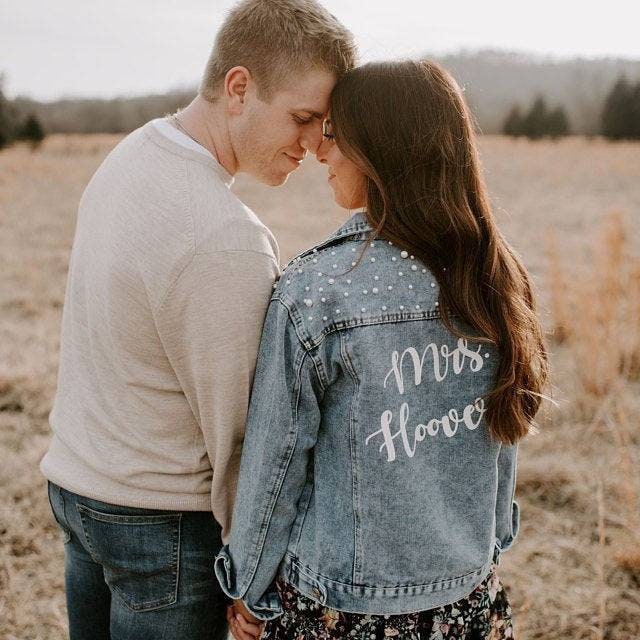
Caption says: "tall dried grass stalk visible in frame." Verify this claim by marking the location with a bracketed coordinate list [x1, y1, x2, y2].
[547, 211, 640, 406]
[545, 231, 572, 343]
[596, 479, 607, 640]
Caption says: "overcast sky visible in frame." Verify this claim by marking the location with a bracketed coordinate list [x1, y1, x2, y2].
[1, 0, 639, 101]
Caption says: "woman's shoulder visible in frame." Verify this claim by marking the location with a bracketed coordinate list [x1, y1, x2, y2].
[272, 233, 442, 349]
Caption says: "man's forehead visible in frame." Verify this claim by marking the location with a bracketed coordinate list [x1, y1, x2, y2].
[276, 69, 336, 112]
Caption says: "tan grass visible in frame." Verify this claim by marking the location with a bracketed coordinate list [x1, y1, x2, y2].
[1, 134, 639, 639]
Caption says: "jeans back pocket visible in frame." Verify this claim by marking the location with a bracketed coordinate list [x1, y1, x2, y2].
[47, 482, 72, 544]
[76, 504, 181, 612]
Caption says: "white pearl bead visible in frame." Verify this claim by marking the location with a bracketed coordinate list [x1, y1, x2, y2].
[346, 279, 352, 284]
[370, 257, 376, 262]
[323, 316, 328, 321]
[321, 297, 326, 302]
[408, 285, 413, 289]
[328, 278, 335, 284]
[422, 269, 427, 273]
[344, 292, 349, 297]
[331, 251, 336, 256]
[297, 268, 303, 274]
[363, 290, 368, 294]
[400, 250, 408, 259]
[319, 287, 323, 292]
[286, 279, 291, 284]
[485, 353, 490, 358]
[400, 305, 404, 310]
[374, 275, 379, 280]
[372, 287, 379, 294]
[398, 271, 403, 276]
[361, 307, 366, 312]
[308, 316, 313, 321]
[336, 309, 341, 314]
[387, 285, 393, 290]
[410, 255, 415, 260]
[392, 257, 397, 262]
[305, 286, 310, 291]
[411, 265, 417, 271]
[351, 261, 356, 267]
[304, 299, 313, 307]
[333, 264, 337, 269]
[415, 305, 420, 310]
[382, 305, 387, 311]
[431, 282, 436, 287]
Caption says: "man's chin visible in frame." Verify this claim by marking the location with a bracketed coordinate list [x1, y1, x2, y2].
[260, 170, 291, 187]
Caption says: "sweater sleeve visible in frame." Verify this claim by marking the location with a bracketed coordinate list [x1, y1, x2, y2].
[155, 249, 279, 543]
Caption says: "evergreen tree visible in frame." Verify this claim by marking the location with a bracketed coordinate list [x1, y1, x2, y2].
[601, 77, 634, 140]
[629, 82, 640, 139]
[0, 79, 15, 150]
[503, 105, 523, 137]
[522, 95, 548, 140]
[18, 113, 46, 149]
[547, 106, 570, 139]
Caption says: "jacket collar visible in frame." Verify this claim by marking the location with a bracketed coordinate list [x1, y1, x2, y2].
[306, 210, 372, 255]
[284, 212, 373, 271]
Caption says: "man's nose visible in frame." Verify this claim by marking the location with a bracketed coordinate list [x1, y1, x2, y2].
[315, 137, 330, 163]
[300, 121, 324, 155]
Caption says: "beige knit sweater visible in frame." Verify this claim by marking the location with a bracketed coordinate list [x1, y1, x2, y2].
[40, 121, 279, 543]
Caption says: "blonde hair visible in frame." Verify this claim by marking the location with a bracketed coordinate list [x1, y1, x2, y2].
[200, 0, 357, 101]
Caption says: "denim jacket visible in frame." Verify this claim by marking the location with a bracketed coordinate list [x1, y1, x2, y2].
[215, 212, 519, 621]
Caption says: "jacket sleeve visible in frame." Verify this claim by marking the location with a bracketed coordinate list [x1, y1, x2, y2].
[494, 443, 520, 561]
[214, 297, 324, 621]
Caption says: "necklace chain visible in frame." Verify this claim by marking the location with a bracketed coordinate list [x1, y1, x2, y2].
[171, 114, 205, 148]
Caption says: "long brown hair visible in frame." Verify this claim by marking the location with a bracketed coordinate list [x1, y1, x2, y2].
[330, 60, 548, 444]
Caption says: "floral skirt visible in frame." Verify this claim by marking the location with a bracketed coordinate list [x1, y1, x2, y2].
[261, 568, 513, 640]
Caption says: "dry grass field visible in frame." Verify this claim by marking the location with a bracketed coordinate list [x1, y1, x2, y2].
[1, 133, 639, 639]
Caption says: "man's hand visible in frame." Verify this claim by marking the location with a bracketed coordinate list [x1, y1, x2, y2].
[226, 599, 264, 640]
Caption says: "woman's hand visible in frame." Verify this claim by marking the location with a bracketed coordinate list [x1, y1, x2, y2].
[226, 599, 265, 640]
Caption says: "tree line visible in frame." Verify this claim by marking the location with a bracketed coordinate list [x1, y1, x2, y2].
[0, 81, 45, 149]
[2, 70, 640, 150]
[502, 75, 640, 140]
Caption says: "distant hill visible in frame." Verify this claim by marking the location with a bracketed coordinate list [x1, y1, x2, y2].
[9, 50, 640, 135]
[432, 50, 640, 134]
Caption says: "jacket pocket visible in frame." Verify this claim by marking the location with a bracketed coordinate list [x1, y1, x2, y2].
[76, 504, 181, 612]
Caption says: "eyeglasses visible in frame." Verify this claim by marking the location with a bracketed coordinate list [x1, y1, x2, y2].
[322, 120, 335, 140]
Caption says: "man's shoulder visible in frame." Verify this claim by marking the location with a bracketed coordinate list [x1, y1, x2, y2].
[188, 179, 279, 261]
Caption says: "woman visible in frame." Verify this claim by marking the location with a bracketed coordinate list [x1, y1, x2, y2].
[215, 60, 548, 640]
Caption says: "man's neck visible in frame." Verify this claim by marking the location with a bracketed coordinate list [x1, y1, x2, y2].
[174, 96, 237, 176]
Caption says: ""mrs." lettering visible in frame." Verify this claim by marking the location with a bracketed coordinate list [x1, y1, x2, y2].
[383, 338, 484, 393]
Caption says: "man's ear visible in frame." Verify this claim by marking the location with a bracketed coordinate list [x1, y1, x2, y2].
[225, 66, 251, 115]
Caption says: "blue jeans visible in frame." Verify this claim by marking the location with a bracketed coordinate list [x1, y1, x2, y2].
[47, 481, 229, 640]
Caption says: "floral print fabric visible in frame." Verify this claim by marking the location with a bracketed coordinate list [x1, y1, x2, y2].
[261, 568, 513, 639]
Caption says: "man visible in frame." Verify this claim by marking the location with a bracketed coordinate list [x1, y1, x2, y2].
[40, 1, 356, 638]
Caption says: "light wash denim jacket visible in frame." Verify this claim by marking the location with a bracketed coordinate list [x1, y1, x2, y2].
[215, 212, 519, 621]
